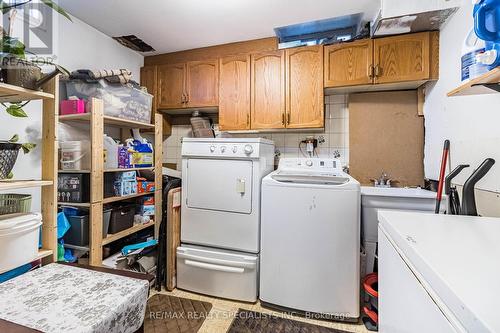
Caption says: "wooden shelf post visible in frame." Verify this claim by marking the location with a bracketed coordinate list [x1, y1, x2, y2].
[89, 99, 104, 265]
[41, 75, 59, 262]
[154, 113, 163, 238]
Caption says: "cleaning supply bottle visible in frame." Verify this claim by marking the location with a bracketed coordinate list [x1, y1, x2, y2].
[473, 0, 500, 70]
[461, 29, 486, 81]
[103, 134, 119, 169]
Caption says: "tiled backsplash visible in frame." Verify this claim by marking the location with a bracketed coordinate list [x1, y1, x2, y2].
[163, 94, 349, 169]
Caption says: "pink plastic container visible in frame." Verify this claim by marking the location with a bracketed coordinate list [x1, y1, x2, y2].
[60, 99, 85, 115]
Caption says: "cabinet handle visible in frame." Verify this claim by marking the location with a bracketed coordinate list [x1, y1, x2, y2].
[286, 113, 291, 125]
[368, 64, 374, 79]
[374, 65, 382, 78]
[181, 93, 185, 103]
[185, 93, 189, 103]
[281, 113, 285, 126]
[246, 113, 250, 127]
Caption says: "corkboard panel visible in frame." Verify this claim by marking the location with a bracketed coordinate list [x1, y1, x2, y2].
[349, 90, 424, 187]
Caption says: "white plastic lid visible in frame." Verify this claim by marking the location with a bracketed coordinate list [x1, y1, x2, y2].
[0, 213, 42, 230]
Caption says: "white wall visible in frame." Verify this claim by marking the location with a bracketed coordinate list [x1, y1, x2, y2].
[424, 1, 500, 194]
[0, 14, 143, 210]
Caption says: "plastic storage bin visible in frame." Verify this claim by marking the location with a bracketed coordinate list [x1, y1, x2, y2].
[63, 79, 153, 124]
[109, 204, 135, 234]
[58, 173, 90, 203]
[62, 208, 113, 246]
[0, 213, 42, 274]
[60, 141, 91, 171]
[0, 194, 31, 215]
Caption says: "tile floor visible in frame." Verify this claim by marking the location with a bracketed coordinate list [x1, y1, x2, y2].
[150, 288, 369, 333]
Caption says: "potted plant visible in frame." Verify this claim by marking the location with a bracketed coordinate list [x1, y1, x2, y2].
[1, 0, 72, 117]
[0, 134, 36, 179]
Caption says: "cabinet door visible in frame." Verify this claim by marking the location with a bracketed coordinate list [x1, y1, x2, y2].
[251, 51, 286, 130]
[157, 63, 186, 109]
[285, 45, 324, 129]
[185, 60, 219, 107]
[219, 55, 251, 131]
[324, 39, 373, 87]
[140, 66, 157, 122]
[373, 32, 431, 84]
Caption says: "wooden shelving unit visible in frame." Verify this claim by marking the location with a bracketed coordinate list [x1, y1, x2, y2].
[448, 67, 500, 97]
[0, 180, 53, 191]
[0, 82, 54, 103]
[102, 220, 155, 246]
[58, 98, 163, 265]
[0, 78, 59, 269]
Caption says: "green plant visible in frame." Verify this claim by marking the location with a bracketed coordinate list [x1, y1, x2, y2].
[1, 0, 72, 117]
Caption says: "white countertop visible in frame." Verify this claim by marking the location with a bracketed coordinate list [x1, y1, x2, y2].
[361, 186, 438, 199]
[378, 211, 500, 333]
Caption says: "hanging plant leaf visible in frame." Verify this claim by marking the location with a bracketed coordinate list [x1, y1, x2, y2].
[21, 143, 36, 154]
[41, 0, 72, 22]
[0, 36, 26, 58]
[0, 1, 12, 14]
[9, 134, 19, 143]
[5, 104, 28, 117]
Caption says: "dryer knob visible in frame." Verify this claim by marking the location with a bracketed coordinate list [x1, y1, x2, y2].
[210, 145, 216, 152]
[306, 160, 313, 167]
[244, 145, 254, 155]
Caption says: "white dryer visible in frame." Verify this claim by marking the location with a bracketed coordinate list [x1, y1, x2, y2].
[260, 158, 360, 320]
[177, 137, 274, 302]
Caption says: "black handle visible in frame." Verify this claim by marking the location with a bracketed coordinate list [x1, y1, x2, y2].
[444, 164, 469, 195]
[461, 158, 495, 216]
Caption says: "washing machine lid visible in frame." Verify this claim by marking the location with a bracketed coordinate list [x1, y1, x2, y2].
[271, 171, 350, 185]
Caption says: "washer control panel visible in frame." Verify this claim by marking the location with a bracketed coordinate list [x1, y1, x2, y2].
[278, 158, 341, 172]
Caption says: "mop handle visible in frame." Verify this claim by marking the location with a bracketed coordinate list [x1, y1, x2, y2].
[435, 140, 450, 213]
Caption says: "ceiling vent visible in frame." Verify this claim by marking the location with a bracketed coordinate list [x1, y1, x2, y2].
[112, 35, 155, 52]
[274, 13, 365, 49]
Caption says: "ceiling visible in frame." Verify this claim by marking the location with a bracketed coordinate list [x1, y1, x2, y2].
[58, 0, 380, 55]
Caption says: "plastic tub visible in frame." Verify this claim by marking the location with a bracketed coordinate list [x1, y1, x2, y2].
[0, 213, 42, 274]
[60, 141, 90, 171]
[64, 79, 153, 124]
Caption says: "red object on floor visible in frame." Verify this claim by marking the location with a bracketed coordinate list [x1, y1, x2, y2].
[363, 272, 379, 298]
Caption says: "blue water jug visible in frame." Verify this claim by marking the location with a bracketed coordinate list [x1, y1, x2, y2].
[474, 0, 500, 42]
[474, 0, 500, 69]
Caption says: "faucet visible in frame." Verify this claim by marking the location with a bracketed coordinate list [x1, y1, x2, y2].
[371, 172, 395, 188]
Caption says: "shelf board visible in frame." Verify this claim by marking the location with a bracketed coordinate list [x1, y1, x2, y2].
[36, 248, 54, 260]
[58, 167, 154, 174]
[103, 191, 154, 204]
[58, 113, 155, 129]
[58, 202, 91, 207]
[0, 82, 54, 103]
[104, 167, 155, 173]
[0, 180, 53, 191]
[448, 67, 500, 97]
[102, 221, 155, 246]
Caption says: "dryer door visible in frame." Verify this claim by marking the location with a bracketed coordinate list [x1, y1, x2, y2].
[186, 159, 253, 214]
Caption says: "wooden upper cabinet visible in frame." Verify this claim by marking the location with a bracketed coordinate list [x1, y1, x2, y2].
[285, 45, 324, 129]
[140, 66, 157, 121]
[324, 39, 373, 87]
[373, 32, 436, 84]
[219, 55, 251, 131]
[157, 63, 186, 109]
[185, 60, 219, 108]
[251, 50, 286, 130]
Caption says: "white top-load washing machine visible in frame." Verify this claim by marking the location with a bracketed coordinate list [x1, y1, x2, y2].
[177, 137, 274, 302]
[260, 158, 360, 320]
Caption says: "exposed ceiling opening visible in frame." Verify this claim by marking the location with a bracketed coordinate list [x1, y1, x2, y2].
[57, 0, 380, 55]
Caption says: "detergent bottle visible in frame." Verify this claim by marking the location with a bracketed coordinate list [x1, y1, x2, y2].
[461, 29, 486, 80]
[103, 134, 119, 169]
[473, 0, 500, 69]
